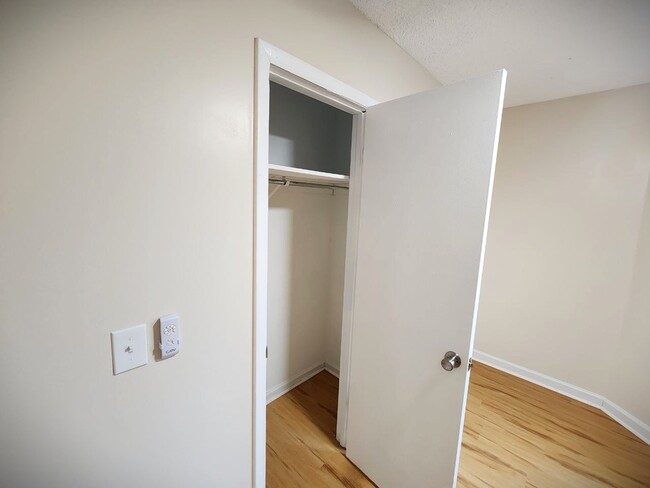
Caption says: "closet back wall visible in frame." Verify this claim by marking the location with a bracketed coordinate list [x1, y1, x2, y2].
[267, 187, 348, 398]
[269, 82, 352, 175]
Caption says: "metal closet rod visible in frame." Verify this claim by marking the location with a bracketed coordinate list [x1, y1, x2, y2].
[268, 178, 349, 191]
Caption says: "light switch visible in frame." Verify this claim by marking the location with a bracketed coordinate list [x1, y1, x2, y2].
[111, 324, 148, 375]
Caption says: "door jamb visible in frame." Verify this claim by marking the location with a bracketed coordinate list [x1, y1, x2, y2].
[253, 38, 377, 488]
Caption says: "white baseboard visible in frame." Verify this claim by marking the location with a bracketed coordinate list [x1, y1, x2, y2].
[472, 351, 604, 408]
[473, 350, 649, 445]
[266, 362, 341, 404]
[601, 398, 650, 445]
[324, 362, 340, 378]
[266, 362, 326, 404]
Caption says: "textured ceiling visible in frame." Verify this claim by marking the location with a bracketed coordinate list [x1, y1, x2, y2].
[350, 0, 650, 106]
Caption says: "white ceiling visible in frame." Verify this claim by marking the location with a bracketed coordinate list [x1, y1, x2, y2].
[350, 0, 650, 106]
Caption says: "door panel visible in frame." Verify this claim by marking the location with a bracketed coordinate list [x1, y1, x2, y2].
[346, 71, 506, 488]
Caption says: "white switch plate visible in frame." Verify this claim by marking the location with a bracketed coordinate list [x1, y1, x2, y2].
[111, 324, 148, 375]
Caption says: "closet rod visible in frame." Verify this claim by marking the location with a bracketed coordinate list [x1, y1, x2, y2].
[268, 178, 349, 191]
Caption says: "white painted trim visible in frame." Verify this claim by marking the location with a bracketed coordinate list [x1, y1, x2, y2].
[253, 38, 377, 488]
[601, 399, 650, 445]
[266, 362, 341, 404]
[325, 362, 340, 378]
[473, 350, 650, 444]
[336, 112, 366, 448]
[266, 362, 327, 404]
[472, 351, 604, 407]
[261, 39, 376, 112]
[268, 164, 350, 185]
[253, 39, 270, 488]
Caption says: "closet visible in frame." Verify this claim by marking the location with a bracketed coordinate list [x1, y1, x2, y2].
[266, 81, 352, 406]
[256, 41, 508, 488]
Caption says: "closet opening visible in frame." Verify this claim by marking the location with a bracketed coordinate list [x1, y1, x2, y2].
[256, 39, 510, 488]
[265, 80, 352, 478]
[254, 39, 377, 488]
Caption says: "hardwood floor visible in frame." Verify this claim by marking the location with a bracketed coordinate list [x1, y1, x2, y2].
[458, 363, 650, 488]
[266, 371, 374, 487]
[267, 364, 650, 487]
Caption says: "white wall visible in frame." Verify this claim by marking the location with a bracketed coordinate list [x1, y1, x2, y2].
[476, 83, 650, 425]
[267, 187, 347, 394]
[0, 1, 437, 486]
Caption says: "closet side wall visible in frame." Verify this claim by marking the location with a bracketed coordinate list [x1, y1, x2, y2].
[326, 192, 349, 374]
[267, 187, 347, 395]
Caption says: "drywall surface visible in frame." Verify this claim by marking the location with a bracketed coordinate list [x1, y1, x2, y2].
[476, 83, 650, 424]
[326, 192, 349, 371]
[0, 1, 437, 486]
[267, 187, 347, 392]
[610, 174, 650, 424]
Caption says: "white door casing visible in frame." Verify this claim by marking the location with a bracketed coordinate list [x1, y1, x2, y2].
[253, 39, 376, 488]
[345, 71, 507, 487]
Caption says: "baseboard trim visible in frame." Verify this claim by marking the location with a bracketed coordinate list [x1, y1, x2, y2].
[472, 351, 603, 408]
[324, 362, 340, 378]
[266, 362, 326, 404]
[601, 398, 650, 445]
[473, 350, 649, 445]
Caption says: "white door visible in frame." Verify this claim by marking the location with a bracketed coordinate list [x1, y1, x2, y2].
[346, 70, 506, 487]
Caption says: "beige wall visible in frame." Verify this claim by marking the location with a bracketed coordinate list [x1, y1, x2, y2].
[611, 176, 650, 424]
[476, 83, 650, 424]
[267, 187, 347, 395]
[326, 192, 349, 370]
[0, 1, 437, 486]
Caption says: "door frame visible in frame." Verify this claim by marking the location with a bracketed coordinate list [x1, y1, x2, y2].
[253, 38, 377, 488]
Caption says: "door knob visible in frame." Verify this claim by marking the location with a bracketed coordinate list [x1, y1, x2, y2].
[441, 351, 461, 371]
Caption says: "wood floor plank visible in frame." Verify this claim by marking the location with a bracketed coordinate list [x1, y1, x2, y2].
[267, 365, 650, 487]
[457, 363, 650, 488]
[267, 371, 375, 488]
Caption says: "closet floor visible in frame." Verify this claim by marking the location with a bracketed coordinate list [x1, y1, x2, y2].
[267, 365, 650, 488]
[266, 371, 374, 487]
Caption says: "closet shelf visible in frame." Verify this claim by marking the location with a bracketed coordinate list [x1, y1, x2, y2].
[269, 164, 350, 185]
